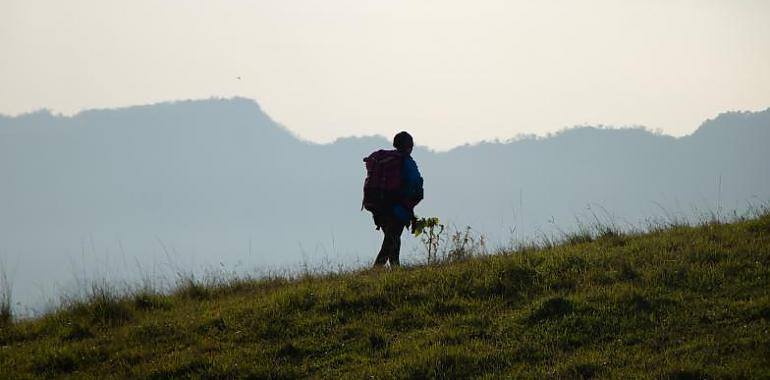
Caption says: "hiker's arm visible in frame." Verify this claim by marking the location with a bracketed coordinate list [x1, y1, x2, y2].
[403, 159, 424, 206]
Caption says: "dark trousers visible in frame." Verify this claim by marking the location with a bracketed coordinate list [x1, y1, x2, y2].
[374, 218, 404, 267]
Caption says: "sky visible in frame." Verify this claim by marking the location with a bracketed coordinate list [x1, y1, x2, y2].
[1, 0, 769, 150]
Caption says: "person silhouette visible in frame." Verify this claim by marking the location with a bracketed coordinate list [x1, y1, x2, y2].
[368, 131, 424, 267]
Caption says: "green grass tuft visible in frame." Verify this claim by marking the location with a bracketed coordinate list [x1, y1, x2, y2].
[67, 284, 133, 326]
[0, 264, 12, 327]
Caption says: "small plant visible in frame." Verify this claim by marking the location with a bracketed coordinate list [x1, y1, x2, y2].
[412, 218, 487, 263]
[446, 226, 486, 262]
[412, 216, 444, 264]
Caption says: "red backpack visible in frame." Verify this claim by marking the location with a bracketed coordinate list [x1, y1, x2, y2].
[362, 149, 403, 214]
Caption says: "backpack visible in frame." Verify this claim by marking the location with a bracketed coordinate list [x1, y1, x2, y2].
[362, 149, 403, 214]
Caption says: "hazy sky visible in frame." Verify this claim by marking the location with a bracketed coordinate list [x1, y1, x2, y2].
[2, 0, 769, 150]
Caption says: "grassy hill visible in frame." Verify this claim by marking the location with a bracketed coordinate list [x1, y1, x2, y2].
[1, 214, 769, 379]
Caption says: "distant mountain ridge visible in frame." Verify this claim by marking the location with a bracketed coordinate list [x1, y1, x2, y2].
[1, 98, 768, 313]
[4, 97, 768, 148]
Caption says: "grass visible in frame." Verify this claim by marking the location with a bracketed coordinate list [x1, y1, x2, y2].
[1, 213, 769, 378]
[0, 263, 12, 328]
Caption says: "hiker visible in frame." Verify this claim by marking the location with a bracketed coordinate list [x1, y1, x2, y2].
[362, 131, 424, 267]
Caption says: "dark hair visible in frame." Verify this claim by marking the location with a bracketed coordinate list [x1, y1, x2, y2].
[393, 131, 414, 151]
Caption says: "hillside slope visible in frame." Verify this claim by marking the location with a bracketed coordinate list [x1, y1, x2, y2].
[2, 214, 770, 379]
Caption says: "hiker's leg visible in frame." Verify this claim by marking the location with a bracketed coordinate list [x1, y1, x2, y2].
[374, 227, 392, 266]
[387, 223, 405, 266]
[375, 221, 402, 267]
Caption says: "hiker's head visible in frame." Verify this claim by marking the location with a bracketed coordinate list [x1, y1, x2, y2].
[393, 131, 414, 154]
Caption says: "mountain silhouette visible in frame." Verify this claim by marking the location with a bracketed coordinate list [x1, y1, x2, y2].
[1, 98, 768, 312]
